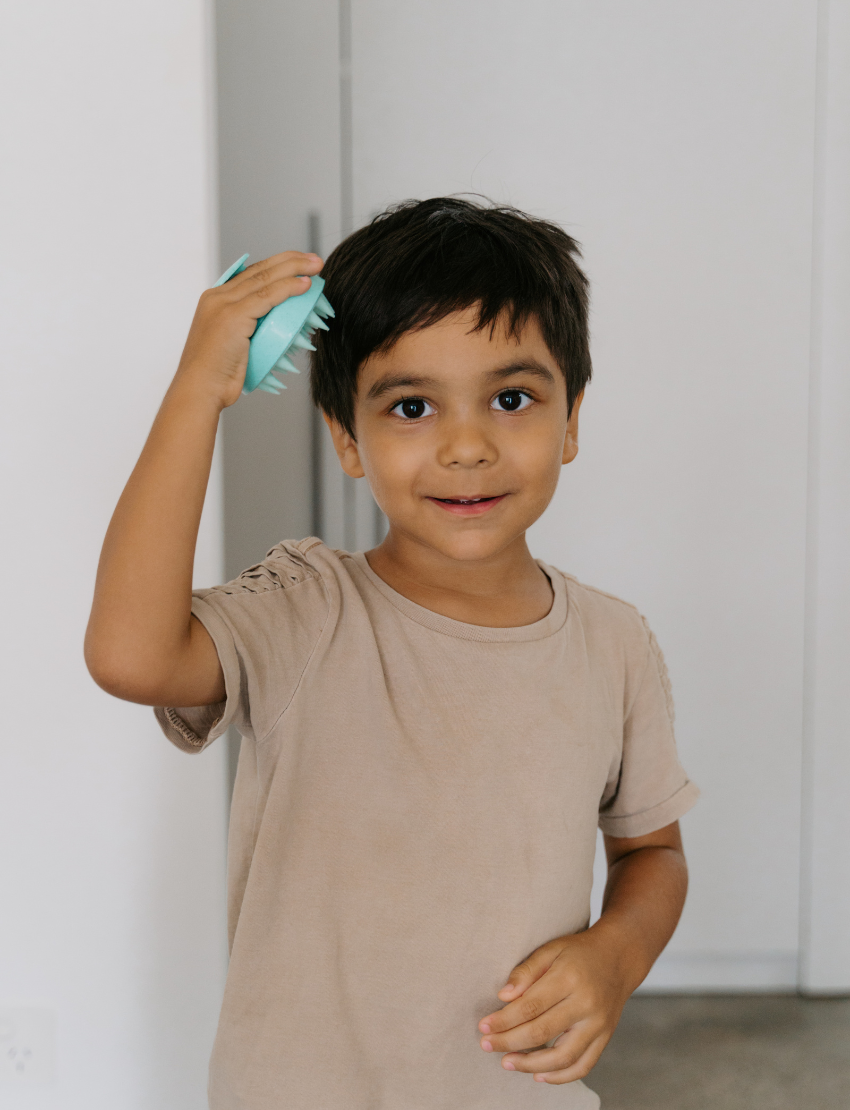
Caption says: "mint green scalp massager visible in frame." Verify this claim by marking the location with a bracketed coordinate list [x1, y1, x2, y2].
[214, 253, 335, 395]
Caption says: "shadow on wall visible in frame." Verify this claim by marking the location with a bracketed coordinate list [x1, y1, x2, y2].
[221, 356, 315, 583]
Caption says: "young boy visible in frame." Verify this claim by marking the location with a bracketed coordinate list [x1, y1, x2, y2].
[86, 197, 698, 1109]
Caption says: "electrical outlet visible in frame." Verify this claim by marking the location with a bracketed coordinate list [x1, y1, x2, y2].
[0, 1008, 56, 1086]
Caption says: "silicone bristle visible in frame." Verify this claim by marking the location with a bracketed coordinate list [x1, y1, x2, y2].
[256, 381, 280, 394]
[307, 311, 329, 332]
[262, 371, 287, 391]
[290, 331, 316, 352]
[315, 293, 335, 318]
[274, 354, 300, 374]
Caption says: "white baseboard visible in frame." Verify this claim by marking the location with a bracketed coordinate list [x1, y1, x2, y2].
[636, 950, 798, 993]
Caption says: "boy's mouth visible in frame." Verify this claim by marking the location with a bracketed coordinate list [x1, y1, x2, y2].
[427, 494, 507, 517]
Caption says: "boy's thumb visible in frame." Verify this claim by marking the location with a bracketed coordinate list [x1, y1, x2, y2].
[497, 946, 553, 1000]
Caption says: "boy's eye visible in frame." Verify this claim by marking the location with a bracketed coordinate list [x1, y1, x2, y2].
[492, 389, 532, 412]
[391, 397, 434, 420]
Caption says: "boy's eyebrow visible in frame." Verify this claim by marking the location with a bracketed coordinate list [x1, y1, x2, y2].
[366, 374, 439, 400]
[367, 361, 555, 400]
[485, 360, 556, 384]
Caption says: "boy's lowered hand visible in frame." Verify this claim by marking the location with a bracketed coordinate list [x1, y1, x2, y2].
[478, 821, 687, 1084]
[477, 926, 631, 1085]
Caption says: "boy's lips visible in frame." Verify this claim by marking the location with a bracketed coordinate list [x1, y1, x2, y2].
[426, 494, 508, 517]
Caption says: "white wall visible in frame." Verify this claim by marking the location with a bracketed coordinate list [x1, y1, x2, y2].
[348, 0, 850, 989]
[0, 1, 227, 1105]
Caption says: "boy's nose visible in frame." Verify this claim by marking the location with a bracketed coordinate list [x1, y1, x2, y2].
[436, 418, 498, 468]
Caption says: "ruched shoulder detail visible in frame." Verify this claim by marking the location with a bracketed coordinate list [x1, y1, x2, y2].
[213, 540, 320, 596]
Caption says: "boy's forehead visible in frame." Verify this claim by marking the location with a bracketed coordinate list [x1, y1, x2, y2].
[358, 308, 556, 392]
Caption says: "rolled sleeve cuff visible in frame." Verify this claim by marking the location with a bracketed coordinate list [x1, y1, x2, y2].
[151, 595, 243, 754]
[598, 779, 700, 838]
[153, 704, 223, 753]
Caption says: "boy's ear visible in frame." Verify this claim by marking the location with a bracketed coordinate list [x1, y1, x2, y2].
[322, 412, 366, 479]
[562, 389, 584, 466]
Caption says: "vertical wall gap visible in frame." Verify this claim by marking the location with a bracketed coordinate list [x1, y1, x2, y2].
[309, 210, 324, 539]
[338, 0, 357, 549]
[798, 0, 829, 991]
[339, 0, 354, 238]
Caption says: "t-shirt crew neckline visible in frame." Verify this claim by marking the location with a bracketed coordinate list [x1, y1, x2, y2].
[348, 550, 568, 643]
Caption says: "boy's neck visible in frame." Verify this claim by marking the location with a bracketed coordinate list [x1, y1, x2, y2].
[364, 530, 554, 628]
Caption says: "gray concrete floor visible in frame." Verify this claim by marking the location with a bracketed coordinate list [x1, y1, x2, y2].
[587, 994, 850, 1110]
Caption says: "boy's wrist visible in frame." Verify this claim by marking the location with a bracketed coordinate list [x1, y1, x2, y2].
[167, 364, 233, 417]
[584, 913, 655, 998]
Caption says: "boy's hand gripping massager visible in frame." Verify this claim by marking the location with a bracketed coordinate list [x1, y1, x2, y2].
[214, 254, 335, 395]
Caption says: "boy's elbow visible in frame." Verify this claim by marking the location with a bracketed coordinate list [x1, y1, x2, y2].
[84, 632, 168, 705]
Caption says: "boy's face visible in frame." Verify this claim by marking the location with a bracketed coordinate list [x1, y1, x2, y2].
[326, 308, 582, 564]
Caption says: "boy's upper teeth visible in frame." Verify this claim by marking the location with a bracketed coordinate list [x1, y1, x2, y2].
[437, 495, 493, 503]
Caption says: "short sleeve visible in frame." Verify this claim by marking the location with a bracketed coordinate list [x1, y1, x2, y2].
[598, 617, 699, 837]
[153, 540, 330, 754]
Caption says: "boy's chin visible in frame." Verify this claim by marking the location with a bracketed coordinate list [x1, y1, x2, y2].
[409, 525, 525, 564]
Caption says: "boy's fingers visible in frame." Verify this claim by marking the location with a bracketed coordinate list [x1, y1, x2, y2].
[494, 940, 562, 1005]
[239, 249, 322, 273]
[480, 997, 584, 1055]
[527, 1032, 609, 1085]
[479, 959, 568, 1036]
[499, 1020, 594, 1072]
[236, 274, 314, 318]
[225, 251, 323, 293]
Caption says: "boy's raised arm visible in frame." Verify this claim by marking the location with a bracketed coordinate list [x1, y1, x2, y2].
[85, 251, 323, 708]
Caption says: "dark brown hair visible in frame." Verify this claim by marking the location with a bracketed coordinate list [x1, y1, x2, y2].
[311, 196, 592, 436]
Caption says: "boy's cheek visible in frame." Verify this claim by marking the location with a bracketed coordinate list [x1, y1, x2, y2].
[359, 444, 425, 514]
[357, 426, 433, 496]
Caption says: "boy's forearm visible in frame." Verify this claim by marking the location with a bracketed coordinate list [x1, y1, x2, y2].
[590, 841, 688, 995]
[85, 373, 224, 703]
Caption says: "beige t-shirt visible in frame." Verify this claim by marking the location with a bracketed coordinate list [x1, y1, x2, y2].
[156, 538, 698, 1110]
